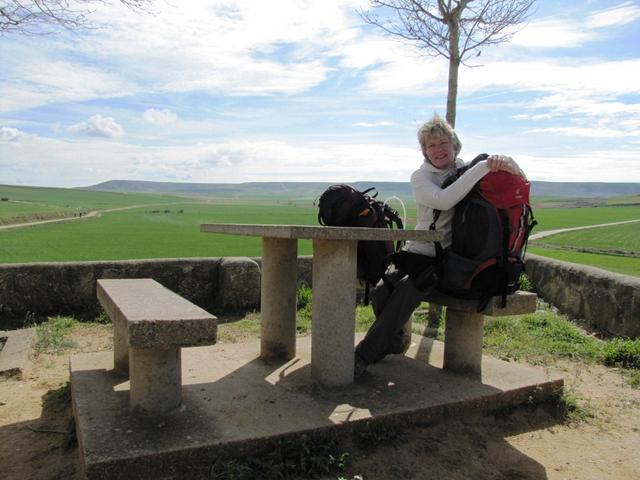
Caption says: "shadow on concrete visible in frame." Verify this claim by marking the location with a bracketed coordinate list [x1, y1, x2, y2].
[69, 334, 563, 479]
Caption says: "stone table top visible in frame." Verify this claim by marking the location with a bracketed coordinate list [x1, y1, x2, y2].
[200, 223, 443, 242]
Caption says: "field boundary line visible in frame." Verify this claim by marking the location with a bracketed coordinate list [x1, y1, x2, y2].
[532, 243, 640, 258]
[530, 219, 640, 240]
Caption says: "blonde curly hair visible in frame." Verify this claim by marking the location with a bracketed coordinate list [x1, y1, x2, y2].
[417, 114, 462, 163]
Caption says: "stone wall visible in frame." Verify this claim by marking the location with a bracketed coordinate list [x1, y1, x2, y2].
[526, 254, 640, 337]
[1, 255, 638, 338]
[0, 256, 314, 328]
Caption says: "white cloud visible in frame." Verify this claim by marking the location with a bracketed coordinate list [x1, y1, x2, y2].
[0, 61, 133, 114]
[587, 1, 640, 28]
[334, 36, 403, 70]
[355, 121, 396, 127]
[526, 126, 638, 138]
[0, 126, 21, 142]
[498, 151, 640, 183]
[0, 133, 420, 187]
[511, 19, 593, 48]
[2, 131, 639, 188]
[0, 1, 368, 111]
[143, 108, 178, 125]
[69, 115, 124, 138]
[460, 59, 640, 97]
[511, 2, 640, 49]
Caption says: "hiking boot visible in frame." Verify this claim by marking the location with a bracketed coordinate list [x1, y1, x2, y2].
[354, 353, 369, 379]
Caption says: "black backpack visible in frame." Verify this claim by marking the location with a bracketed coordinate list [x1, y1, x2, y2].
[316, 184, 404, 303]
[433, 154, 537, 310]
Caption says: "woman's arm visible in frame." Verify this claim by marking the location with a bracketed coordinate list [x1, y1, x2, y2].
[412, 155, 526, 210]
[411, 161, 490, 211]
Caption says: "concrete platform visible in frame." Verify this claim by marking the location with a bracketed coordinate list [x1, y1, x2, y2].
[70, 334, 563, 480]
[0, 328, 35, 378]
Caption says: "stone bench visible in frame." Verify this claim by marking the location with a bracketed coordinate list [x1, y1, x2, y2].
[96, 278, 217, 414]
[417, 290, 537, 376]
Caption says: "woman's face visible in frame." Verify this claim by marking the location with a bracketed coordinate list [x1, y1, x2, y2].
[425, 134, 455, 169]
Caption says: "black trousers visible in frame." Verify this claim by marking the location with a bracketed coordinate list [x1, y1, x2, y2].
[355, 268, 427, 364]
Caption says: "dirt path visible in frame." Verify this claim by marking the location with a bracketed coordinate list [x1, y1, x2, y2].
[530, 219, 640, 240]
[1, 324, 639, 480]
[0, 204, 172, 231]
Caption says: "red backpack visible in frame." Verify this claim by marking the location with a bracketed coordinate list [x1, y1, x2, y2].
[434, 155, 537, 310]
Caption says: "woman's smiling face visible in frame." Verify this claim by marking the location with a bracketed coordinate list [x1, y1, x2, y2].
[425, 134, 456, 169]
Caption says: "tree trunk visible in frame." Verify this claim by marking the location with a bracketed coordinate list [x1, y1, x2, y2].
[446, 58, 459, 128]
[446, 19, 461, 128]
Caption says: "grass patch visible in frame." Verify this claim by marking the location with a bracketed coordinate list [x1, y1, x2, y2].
[483, 305, 640, 389]
[602, 338, 640, 369]
[621, 369, 640, 388]
[93, 310, 111, 324]
[35, 316, 77, 354]
[483, 309, 602, 364]
[296, 284, 313, 333]
[295, 285, 377, 334]
[412, 303, 445, 340]
[556, 389, 597, 424]
[518, 273, 534, 292]
[204, 434, 350, 480]
[529, 246, 640, 277]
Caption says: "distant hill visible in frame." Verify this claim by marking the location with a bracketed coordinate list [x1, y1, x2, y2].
[81, 179, 640, 199]
[530, 182, 640, 198]
[80, 180, 413, 199]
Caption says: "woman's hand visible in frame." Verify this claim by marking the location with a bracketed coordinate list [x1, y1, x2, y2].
[487, 155, 526, 178]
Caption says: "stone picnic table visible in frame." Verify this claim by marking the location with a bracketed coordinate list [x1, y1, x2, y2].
[200, 223, 442, 387]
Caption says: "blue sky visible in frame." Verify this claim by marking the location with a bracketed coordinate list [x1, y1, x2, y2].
[1, 0, 639, 187]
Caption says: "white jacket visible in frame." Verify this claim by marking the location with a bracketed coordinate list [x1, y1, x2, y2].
[405, 158, 491, 256]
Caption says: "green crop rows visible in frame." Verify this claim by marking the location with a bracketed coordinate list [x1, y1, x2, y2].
[0, 184, 188, 224]
[0, 185, 639, 277]
[529, 247, 640, 277]
[533, 222, 640, 253]
[531, 206, 640, 231]
[0, 202, 317, 262]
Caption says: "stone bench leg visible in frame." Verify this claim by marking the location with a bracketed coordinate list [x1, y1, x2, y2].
[129, 347, 182, 413]
[311, 239, 357, 386]
[260, 237, 298, 361]
[113, 314, 129, 376]
[443, 309, 484, 376]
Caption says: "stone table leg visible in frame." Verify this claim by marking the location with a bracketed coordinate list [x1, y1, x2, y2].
[129, 347, 181, 414]
[311, 238, 357, 386]
[112, 314, 129, 376]
[260, 237, 298, 361]
[443, 309, 484, 376]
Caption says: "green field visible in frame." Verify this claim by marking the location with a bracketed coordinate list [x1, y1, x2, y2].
[0, 184, 188, 224]
[529, 247, 640, 277]
[0, 185, 639, 277]
[531, 206, 640, 231]
[396, 201, 640, 233]
[529, 221, 640, 276]
[0, 202, 318, 262]
[533, 222, 640, 253]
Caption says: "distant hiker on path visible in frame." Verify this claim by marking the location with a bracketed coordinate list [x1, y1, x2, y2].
[354, 114, 527, 378]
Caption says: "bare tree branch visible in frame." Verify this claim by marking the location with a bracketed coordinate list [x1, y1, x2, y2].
[0, 0, 154, 35]
[360, 0, 536, 126]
